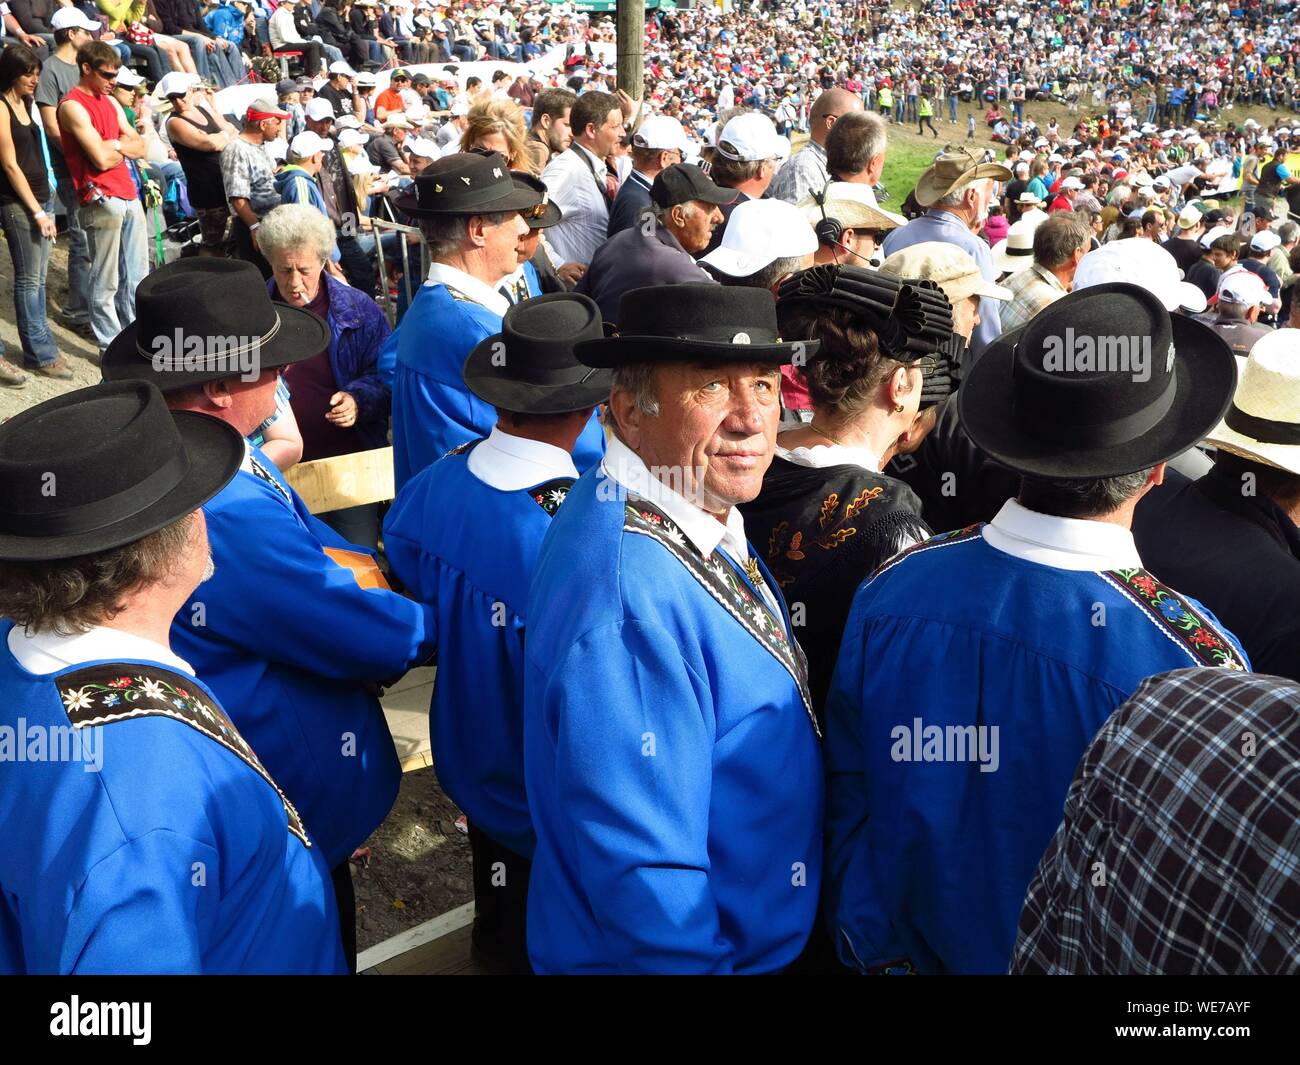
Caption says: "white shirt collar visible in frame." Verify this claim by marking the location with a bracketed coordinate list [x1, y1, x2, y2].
[466, 425, 580, 492]
[572, 140, 605, 171]
[8, 625, 194, 677]
[600, 435, 752, 563]
[983, 498, 1144, 572]
[777, 441, 881, 473]
[426, 261, 511, 316]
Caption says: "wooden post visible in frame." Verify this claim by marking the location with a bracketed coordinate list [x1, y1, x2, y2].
[616, 0, 645, 103]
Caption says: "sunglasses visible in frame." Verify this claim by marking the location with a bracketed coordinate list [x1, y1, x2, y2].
[95, 67, 120, 82]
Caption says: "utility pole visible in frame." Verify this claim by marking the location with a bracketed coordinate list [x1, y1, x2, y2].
[616, 0, 645, 104]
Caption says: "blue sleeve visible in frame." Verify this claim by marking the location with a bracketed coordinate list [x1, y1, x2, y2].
[1278, 163, 1291, 181]
[821, 585, 904, 973]
[335, 300, 392, 433]
[571, 411, 606, 473]
[60, 831, 218, 975]
[375, 325, 396, 389]
[541, 620, 733, 973]
[200, 486, 435, 679]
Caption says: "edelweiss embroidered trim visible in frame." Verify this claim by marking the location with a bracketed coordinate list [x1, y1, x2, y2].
[622, 497, 819, 737]
[1100, 569, 1248, 671]
[56, 664, 311, 846]
[527, 477, 574, 517]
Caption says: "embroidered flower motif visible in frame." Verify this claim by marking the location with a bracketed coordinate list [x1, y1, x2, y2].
[1131, 573, 1159, 596]
[175, 687, 190, 700]
[199, 705, 215, 722]
[139, 678, 166, 700]
[100, 693, 120, 708]
[108, 676, 133, 688]
[62, 688, 93, 712]
[1189, 627, 1222, 649]
[173, 698, 188, 709]
[1159, 598, 1185, 622]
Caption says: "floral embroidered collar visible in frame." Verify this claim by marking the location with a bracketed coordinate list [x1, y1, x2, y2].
[57, 663, 311, 846]
[623, 495, 819, 737]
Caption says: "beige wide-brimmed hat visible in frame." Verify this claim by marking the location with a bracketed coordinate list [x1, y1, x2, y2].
[1204, 330, 1300, 475]
[914, 147, 1012, 207]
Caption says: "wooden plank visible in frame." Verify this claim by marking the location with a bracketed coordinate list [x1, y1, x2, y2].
[284, 447, 395, 514]
[399, 748, 434, 774]
[358, 901, 483, 975]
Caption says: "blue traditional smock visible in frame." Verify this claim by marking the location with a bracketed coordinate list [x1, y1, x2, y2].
[0, 623, 345, 974]
[384, 429, 577, 858]
[170, 441, 436, 870]
[388, 263, 605, 491]
[824, 500, 1249, 975]
[523, 439, 824, 974]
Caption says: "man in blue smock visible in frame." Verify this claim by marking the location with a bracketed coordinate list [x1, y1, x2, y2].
[101, 258, 436, 972]
[0, 381, 344, 974]
[389, 153, 605, 490]
[882, 147, 1012, 357]
[384, 292, 611, 973]
[824, 283, 1247, 975]
[523, 284, 825, 974]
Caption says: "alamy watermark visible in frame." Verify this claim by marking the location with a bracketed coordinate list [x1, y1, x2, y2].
[150, 330, 263, 383]
[1041, 327, 1173, 384]
[0, 719, 101, 772]
[890, 716, 1000, 773]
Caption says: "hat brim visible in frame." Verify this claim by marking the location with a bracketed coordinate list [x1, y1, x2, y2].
[101, 302, 330, 392]
[915, 161, 1014, 207]
[0, 412, 243, 562]
[527, 201, 563, 229]
[573, 335, 819, 369]
[462, 338, 612, 415]
[958, 313, 1237, 479]
[394, 184, 543, 217]
[991, 246, 1036, 275]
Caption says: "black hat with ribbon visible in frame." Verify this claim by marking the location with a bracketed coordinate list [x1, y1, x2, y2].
[958, 282, 1237, 478]
[0, 381, 243, 561]
[396, 151, 543, 217]
[101, 259, 329, 392]
[574, 284, 819, 368]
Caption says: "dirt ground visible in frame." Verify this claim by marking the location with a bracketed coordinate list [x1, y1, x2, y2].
[353, 766, 474, 953]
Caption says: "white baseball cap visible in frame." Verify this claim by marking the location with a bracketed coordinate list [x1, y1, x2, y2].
[289, 130, 333, 157]
[450, 98, 470, 117]
[1073, 238, 1208, 314]
[328, 61, 357, 77]
[716, 112, 790, 163]
[699, 198, 816, 278]
[1200, 225, 1234, 248]
[337, 128, 370, 149]
[156, 71, 201, 99]
[114, 68, 145, 89]
[1059, 176, 1084, 190]
[405, 138, 440, 160]
[50, 6, 100, 30]
[305, 98, 336, 121]
[1216, 268, 1269, 306]
[632, 114, 691, 154]
[1250, 230, 1282, 253]
[334, 114, 362, 130]
[265, 138, 289, 164]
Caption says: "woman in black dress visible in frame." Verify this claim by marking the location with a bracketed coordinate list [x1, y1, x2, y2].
[741, 265, 954, 715]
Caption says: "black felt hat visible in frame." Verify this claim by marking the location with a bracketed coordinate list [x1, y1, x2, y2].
[958, 282, 1237, 478]
[512, 171, 562, 229]
[650, 163, 737, 209]
[0, 381, 243, 561]
[574, 284, 818, 368]
[463, 293, 611, 414]
[101, 258, 329, 392]
[395, 151, 543, 217]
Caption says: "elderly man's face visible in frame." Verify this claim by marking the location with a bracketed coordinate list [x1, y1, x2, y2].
[950, 294, 981, 341]
[482, 212, 530, 279]
[667, 200, 723, 254]
[619, 361, 782, 518]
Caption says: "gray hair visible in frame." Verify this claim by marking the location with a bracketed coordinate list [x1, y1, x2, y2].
[257, 203, 336, 263]
[611, 362, 660, 420]
[1033, 213, 1092, 269]
[1278, 221, 1300, 245]
[1019, 468, 1154, 519]
[825, 111, 887, 180]
[933, 177, 993, 209]
[418, 210, 513, 261]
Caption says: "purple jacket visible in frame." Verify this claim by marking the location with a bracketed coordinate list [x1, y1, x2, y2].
[268, 272, 393, 451]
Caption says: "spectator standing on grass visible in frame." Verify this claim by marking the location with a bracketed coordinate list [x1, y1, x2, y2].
[56, 39, 148, 357]
[0, 43, 67, 386]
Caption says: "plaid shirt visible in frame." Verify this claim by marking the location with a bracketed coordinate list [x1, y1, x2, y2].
[1000, 263, 1069, 332]
[1011, 669, 1300, 975]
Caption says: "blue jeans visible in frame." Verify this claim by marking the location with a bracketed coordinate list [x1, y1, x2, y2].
[0, 198, 58, 366]
[79, 196, 149, 353]
[55, 174, 91, 323]
[948, 95, 957, 121]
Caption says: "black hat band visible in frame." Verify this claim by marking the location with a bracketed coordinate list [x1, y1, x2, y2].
[1, 449, 190, 537]
[1224, 403, 1300, 446]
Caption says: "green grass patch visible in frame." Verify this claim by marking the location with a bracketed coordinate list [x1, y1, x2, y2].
[880, 140, 943, 206]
